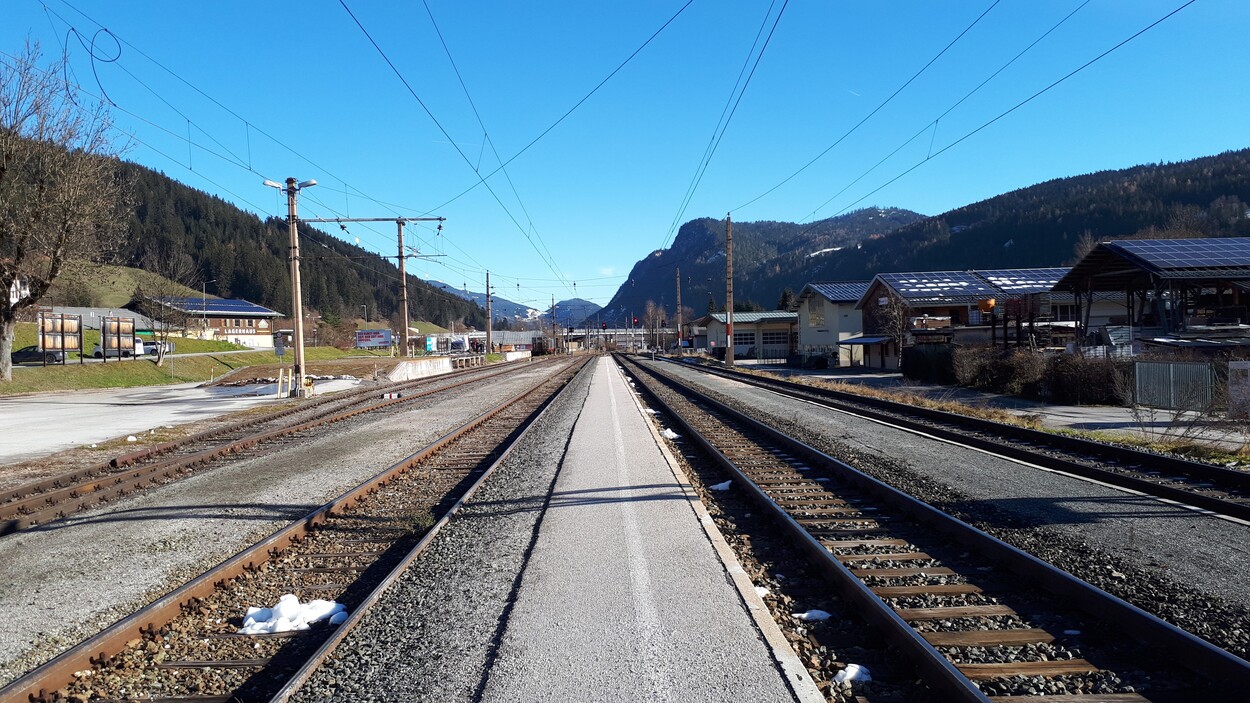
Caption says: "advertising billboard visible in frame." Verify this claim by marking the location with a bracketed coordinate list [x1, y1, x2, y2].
[355, 329, 393, 349]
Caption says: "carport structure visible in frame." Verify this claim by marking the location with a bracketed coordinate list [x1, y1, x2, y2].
[1055, 237, 1250, 339]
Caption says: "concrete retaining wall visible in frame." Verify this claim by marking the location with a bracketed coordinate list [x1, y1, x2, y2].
[504, 351, 532, 362]
[387, 357, 453, 382]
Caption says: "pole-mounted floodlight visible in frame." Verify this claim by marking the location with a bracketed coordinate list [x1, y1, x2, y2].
[264, 177, 317, 397]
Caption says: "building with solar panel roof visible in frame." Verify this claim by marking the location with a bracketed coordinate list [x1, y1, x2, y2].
[143, 297, 283, 348]
[842, 267, 1126, 369]
[1056, 237, 1250, 347]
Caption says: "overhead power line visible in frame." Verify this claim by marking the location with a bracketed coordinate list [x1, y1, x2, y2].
[661, 0, 788, 251]
[793, 0, 1199, 237]
[798, 0, 1091, 223]
[734, 0, 1003, 213]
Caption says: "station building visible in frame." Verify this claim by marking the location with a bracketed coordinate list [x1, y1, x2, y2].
[698, 311, 797, 361]
[145, 297, 284, 348]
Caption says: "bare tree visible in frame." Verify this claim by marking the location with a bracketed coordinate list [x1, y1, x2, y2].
[0, 43, 131, 380]
[876, 291, 912, 371]
[131, 248, 201, 365]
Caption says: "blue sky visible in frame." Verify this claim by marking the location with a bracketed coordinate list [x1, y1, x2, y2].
[3, 1, 1246, 307]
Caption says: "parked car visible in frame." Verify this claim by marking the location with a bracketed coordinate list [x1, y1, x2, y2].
[144, 340, 175, 356]
[10, 345, 64, 364]
[92, 338, 142, 358]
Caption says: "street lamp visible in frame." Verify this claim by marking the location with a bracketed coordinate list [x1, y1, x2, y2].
[201, 279, 215, 337]
[362, 304, 368, 323]
[264, 177, 317, 397]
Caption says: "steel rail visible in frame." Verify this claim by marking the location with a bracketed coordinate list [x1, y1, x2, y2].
[0, 359, 552, 536]
[0, 357, 588, 703]
[269, 356, 590, 702]
[621, 354, 1250, 698]
[662, 358, 1250, 521]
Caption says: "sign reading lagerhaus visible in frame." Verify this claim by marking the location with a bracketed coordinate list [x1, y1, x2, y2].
[355, 329, 393, 349]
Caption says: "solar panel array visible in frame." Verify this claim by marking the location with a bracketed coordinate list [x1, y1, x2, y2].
[1109, 238, 1250, 273]
[878, 271, 999, 300]
[161, 297, 281, 316]
[977, 268, 1069, 294]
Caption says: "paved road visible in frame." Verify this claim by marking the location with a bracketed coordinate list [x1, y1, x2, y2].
[0, 380, 358, 465]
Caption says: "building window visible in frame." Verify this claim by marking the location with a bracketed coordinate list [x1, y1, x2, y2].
[732, 331, 755, 345]
[808, 297, 824, 327]
[761, 331, 788, 345]
[1053, 304, 1078, 321]
[247, 319, 255, 328]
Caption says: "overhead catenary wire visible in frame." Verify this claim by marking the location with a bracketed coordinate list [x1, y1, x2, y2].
[661, 0, 787, 251]
[733, 0, 1004, 214]
[797, 0, 1091, 224]
[24, 2, 625, 311]
[338, 0, 575, 294]
[791, 0, 1199, 238]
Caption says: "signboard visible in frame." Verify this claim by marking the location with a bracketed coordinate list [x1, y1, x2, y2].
[355, 329, 393, 349]
[425, 336, 436, 352]
[101, 316, 135, 361]
[39, 312, 83, 363]
[273, 332, 286, 357]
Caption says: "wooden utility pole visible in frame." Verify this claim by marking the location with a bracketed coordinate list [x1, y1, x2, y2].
[675, 267, 683, 356]
[396, 220, 409, 357]
[726, 213, 735, 368]
[300, 216, 445, 359]
[485, 270, 492, 355]
[285, 178, 309, 393]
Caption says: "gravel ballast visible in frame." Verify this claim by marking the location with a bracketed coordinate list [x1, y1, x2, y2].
[0, 364, 558, 687]
[643, 360, 1250, 660]
[291, 360, 596, 702]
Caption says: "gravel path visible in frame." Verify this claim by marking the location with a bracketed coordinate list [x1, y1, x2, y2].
[643, 359, 1250, 658]
[0, 364, 556, 687]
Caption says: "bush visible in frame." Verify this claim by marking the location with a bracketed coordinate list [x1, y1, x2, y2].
[902, 345, 955, 383]
[951, 346, 996, 388]
[1045, 354, 1128, 405]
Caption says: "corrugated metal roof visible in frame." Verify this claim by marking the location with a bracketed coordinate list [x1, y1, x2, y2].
[709, 311, 797, 324]
[802, 281, 872, 303]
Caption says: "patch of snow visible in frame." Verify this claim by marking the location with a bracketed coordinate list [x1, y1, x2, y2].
[660, 428, 680, 440]
[755, 586, 771, 598]
[834, 663, 871, 683]
[125, 435, 137, 442]
[709, 480, 732, 491]
[792, 609, 832, 622]
[807, 246, 844, 257]
[238, 594, 346, 635]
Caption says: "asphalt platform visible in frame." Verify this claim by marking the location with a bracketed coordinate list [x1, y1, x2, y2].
[479, 356, 819, 702]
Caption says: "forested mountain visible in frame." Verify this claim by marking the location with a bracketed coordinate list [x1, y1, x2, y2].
[427, 280, 538, 322]
[117, 164, 486, 328]
[808, 148, 1250, 281]
[597, 208, 924, 323]
[601, 148, 1250, 321]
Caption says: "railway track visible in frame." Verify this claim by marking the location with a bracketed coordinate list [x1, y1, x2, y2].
[0, 358, 556, 536]
[660, 357, 1250, 522]
[619, 354, 1250, 702]
[0, 355, 589, 703]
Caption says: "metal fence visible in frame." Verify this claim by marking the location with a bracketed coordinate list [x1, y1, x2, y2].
[1134, 360, 1215, 410]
